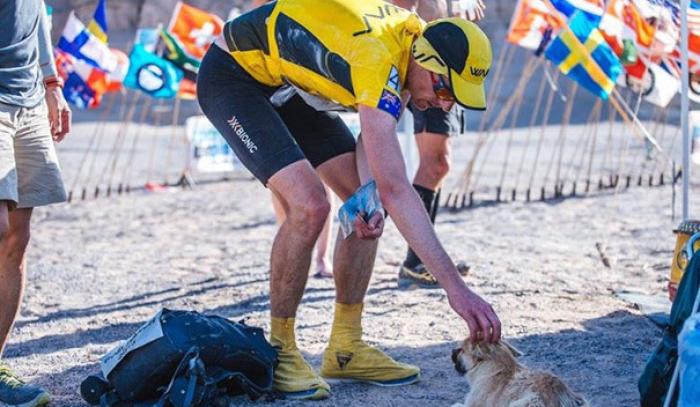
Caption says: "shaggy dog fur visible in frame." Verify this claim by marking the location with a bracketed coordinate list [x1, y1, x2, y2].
[451, 339, 590, 407]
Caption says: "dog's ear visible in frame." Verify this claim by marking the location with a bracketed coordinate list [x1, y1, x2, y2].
[501, 339, 524, 357]
[471, 342, 490, 361]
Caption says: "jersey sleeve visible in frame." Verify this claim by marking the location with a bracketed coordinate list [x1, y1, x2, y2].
[353, 63, 403, 121]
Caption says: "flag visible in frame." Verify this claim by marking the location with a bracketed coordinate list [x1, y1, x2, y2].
[642, 62, 679, 107]
[55, 49, 109, 109]
[690, 0, 700, 34]
[550, 0, 605, 23]
[600, 0, 655, 80]
[507, 0, 565, 50]
[160, 29, 199, 81]
[106, 49, 129, 92]
[167, 2, 223, 61]
[124, 44, 183, 99]
[177, 78, 197, 100]
[58, 11, 117, 72]
[88, 0, 108, 44]
[135, 28, 160, 53]
[545, 11, 623, 99]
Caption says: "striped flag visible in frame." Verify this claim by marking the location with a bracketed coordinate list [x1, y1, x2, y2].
[545, 11, 623, 99]
[58, 11, 117, 73]
[87, 0, 108, 44]
[550, 0, 606, 23]
[55, 49, 109, 109]
[507, 0, 564, 50]
[167, 2, 223, 61]
[690, 0, 700, 34]
[600, 0, 656, 80]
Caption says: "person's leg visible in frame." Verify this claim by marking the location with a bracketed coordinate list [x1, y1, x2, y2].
[267, 163, 330, 318]
[0, 207, 49, 407]
[0, 100, 58, 407]
[270, 191, 286, 224]
[401, 130, 451, 272]
[316, 153, 420, 386]
[0, 207, 32, 357]
[313, 183, 334, 278]
[0, 202, 10, 357]
[266, 163, 333, 400]
[278, 98, 420, 386]
[197, 46, 332, 399]
[273, 182, 334, 279]
[398, 105, 454, 289]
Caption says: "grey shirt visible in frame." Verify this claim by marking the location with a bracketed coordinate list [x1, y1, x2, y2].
[0, 0, 57, 108]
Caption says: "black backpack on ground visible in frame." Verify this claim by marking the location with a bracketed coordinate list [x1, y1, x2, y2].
[80, 309, 278, 407]
[639, 240, 700, 407]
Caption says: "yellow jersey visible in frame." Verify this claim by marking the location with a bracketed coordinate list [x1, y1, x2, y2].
[219, 0, 424, 120]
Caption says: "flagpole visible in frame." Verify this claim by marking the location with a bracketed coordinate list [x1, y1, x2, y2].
[682, 0, 691, 221]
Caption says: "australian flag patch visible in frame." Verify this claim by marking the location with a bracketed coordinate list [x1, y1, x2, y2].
[377, 89, 401, 120]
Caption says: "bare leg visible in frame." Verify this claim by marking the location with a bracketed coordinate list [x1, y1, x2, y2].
[316, 153, 377, 304]
[267, 161, 330, 318]
[402, 132, 451, 275]
[0, 205, 32, 358]
[272, 184, 334, 278]
[271, 191, 287, 223]
[318, 153, 420, 385]
[314, 184, 334, 278]
[413, 132, 451, 191]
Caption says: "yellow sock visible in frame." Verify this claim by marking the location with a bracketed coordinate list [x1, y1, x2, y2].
[329, 303, 363, 346]
[270, 316, 297, 350]
[269, 316, 331, 399]
[321, 303, 421, 385]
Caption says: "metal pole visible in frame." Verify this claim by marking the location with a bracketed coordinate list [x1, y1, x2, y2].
[682, 0, 691, 221]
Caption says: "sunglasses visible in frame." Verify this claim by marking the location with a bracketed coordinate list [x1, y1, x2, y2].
[431, 72, 454, 102]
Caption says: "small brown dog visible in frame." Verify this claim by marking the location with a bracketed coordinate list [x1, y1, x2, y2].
[451, 339, 590, 407]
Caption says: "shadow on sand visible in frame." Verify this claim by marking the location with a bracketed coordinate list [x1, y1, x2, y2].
[19, 303, 661, 407]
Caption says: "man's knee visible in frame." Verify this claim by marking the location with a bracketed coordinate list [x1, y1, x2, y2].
[286, 194, 331, 238]
[419, 152, 451, 183]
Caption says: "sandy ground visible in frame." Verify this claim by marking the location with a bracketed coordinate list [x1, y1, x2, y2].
[4, 117, 696, 406]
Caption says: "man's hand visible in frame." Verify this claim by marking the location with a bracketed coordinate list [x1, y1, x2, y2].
[458, 0, 485, 21]
[353, 211, 384, 240]
[44, 83, 71, 142]
[447, 284, 501, 343]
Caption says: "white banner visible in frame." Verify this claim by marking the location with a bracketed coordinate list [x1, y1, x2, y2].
[185, 115, 241, 173]
[691, 111, 700, 165]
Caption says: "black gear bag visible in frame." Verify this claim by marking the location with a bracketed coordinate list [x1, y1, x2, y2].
[80, 309, 277, 407]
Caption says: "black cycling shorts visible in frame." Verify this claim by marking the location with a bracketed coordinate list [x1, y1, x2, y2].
[408, 101, 460, 136]
[197, 45, 356, 185]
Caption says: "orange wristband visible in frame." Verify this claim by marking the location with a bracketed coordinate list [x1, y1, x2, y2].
[44, 77, 64, 89]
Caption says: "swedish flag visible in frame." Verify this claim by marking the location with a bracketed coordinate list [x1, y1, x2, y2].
[87, 0, 108, 44]
[544, 11, 622, 99]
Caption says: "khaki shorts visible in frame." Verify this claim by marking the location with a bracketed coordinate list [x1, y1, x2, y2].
[0, 101, 66, 210]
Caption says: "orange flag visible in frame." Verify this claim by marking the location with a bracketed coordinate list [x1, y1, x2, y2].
[507, 0, 565, 50]
[167, 2, 223, 61]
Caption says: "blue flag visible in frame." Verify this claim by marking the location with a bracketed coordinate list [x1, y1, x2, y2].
[550, 0, 604, 24]
[545, 11, 622, 99]
[123, 44, 183, 99]
[64, 72, 98, 109]
[88, 0, 108, 43]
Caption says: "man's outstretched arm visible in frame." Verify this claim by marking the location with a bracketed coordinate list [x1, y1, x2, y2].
[357, 105, 501, 343]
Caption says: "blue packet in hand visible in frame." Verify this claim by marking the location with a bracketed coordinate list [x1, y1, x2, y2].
[338, 180, 383, 239]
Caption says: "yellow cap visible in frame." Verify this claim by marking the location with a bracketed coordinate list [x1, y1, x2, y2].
[412, 18, 492, 110]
